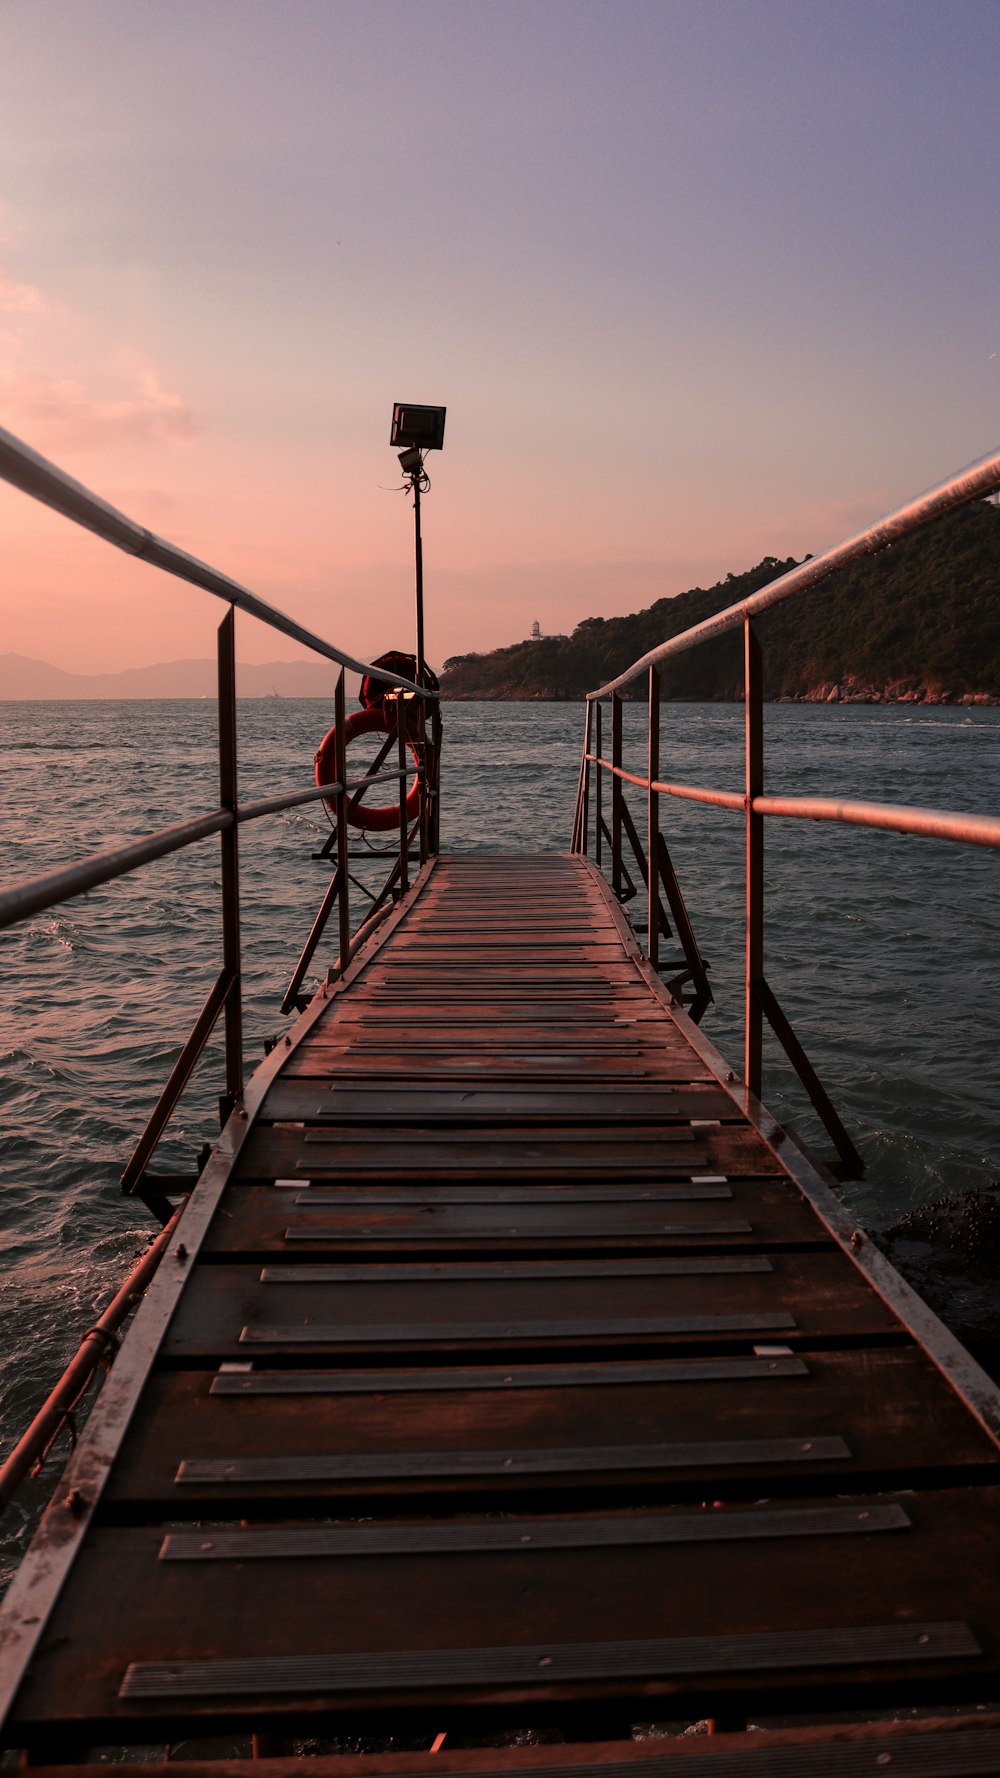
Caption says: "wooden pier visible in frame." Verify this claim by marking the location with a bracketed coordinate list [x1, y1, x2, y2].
[4, 854, 1000, 1775]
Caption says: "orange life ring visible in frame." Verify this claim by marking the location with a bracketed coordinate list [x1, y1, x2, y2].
[314, 706, 422, 833]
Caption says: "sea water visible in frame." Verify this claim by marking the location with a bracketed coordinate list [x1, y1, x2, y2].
[1, 696, 998, 1584]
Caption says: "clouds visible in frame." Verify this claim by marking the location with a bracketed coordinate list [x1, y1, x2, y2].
[2, 362, 199, 452]
[0, 267, 47, 315]
[0, 260, 199, 455]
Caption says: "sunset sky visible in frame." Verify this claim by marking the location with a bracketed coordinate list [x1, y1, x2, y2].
[2, 0, 998, 675]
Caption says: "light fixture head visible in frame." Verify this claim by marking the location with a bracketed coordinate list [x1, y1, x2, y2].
[397, 445, 423, 476]
[391, 402, 446, 451]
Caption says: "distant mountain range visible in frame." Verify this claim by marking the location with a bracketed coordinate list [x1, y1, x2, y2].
[440, 500, 1000, 705]
[0, 653, 343, 700]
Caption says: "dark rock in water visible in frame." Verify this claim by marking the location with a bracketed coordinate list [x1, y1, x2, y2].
[878, 1183, 1000, 1384]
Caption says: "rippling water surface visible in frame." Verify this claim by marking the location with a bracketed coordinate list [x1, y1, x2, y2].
[1, 696, 998, 1582]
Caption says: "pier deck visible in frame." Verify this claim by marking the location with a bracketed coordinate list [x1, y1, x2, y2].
[5, 854, 1000, 1773]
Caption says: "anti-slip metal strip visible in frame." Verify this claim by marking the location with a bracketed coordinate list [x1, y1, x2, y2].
[119, 1621, 980, 1698]
[258, 1257, 774, 1283]
[161, 1502, 907, 1560]
[210, 1355, 809, 1394]
[234, 1315, 793, 1337]
[239, 1311, 799, 1344]
[300, 1127, 698, 1146]
[174, 1435, 849, 1485]
[290, 1183, 733, 1203]
[281, 1221, 755, 1241]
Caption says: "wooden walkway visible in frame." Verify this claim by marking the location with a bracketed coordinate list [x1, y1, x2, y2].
[4, 854, 1000, 1775]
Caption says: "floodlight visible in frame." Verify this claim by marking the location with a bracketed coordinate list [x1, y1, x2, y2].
[391, 403, 446, 451]
[398, 445, 423, 476]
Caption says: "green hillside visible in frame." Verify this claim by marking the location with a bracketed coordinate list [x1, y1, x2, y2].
[440, 500, 1000, 703]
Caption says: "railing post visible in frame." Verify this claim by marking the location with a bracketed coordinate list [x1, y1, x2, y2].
[647, 665, 660, 970]
[594, 700, 603, 869]
[334, 670, 350, 975]
[429, 700, 443, 856]
[611, 691, 623, 899]
[417, 698, 429, 870]
[580, 698, 594, 858]
[217, 606, 243, 1108]
[396, 695, 410, 894]
[744, 617, 764, 1096]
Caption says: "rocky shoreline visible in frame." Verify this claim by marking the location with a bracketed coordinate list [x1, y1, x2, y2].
[793, 676, 999, 706]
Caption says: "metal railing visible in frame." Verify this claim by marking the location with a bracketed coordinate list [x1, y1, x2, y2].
[573, 445, 1000, 1178]
[0, 422, 440, 1218]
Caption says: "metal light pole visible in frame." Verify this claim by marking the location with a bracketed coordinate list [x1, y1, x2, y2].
[390, 402, 446, 694]
[411, 458, 425, 689]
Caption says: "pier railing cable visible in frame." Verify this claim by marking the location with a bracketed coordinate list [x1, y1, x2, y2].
[573, 444, 1000, 1178]
[0, 423, 441, 1219]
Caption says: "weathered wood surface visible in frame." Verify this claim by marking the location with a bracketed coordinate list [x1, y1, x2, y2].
[5, 853, 1000, 1765]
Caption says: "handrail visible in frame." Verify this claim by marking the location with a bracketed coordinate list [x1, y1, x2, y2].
[576, 442, 1000, 1177]
[589, 446, 1000, 699]
[587, 757, 1000, 848]
[0, 770, 412, 934]
[0, 424, 437, 701]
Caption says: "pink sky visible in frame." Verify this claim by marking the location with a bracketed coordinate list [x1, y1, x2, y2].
[2, 0, 998, 675]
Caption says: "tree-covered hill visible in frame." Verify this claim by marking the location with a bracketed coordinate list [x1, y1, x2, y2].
[440, 500, 1000, 703]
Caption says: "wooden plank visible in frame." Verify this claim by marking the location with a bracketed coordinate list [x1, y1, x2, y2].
[234, 1124, 783, 1180]
[259, 1081, 739, 1123]
[12, 1490, 1000, 1730]
[104, 1347, 1000, 1506]
[159, 1251, 900, 1359]
[202, 1181, 830, 1253]
[283, 1050, 714, 1081]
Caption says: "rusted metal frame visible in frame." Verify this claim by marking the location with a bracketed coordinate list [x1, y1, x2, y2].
[340, 849, 411, 972]
[346, 727, 398, 821]
[752, 977, 863, 1179]
[594, 701, 603, 869]
[592, 749, 672, 939]
[0, 423, 439, 700]
[586, 444, 1000, 701]
[647, 665, 660, 971]
[655, 830, 713, 1021]
[279, 867, 345, 1016]
[744, 617, 764, 1097]
[119, 967, 236, 1193]
[217, 608, 243, 1109]
[333, 672, 351, 977]
[0, 1204, 184, 1515]
[618, 791, 669, 935]
[581, 853, 1000, 1449]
